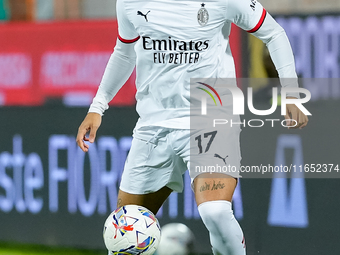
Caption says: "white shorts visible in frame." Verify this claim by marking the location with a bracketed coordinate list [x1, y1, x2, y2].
[120, 125, 241, 194]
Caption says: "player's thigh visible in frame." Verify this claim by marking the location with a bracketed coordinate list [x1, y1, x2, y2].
[189, 126, 240, 205]
[117, 186, 172, 215]
[193, 173, 237, 206]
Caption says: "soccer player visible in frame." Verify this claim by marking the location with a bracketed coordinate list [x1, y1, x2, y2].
[76, 0, 308, 254]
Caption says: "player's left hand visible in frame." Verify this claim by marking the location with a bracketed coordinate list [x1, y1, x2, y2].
[284, 97, 309, 129]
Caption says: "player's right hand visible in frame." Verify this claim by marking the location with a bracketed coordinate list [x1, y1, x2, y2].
[76, 112, 102, 152]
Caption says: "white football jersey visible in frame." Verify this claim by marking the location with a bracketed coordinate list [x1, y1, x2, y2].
[116, 0, 266, 129]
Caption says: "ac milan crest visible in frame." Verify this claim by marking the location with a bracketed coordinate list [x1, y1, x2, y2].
[197, 3, 209, 26]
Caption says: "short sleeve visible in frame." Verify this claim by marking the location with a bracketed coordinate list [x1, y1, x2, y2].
[116, 0, 140, 42]
[226, 0, 267, 33]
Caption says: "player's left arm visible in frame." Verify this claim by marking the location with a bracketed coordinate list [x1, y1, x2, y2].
[251, 11, 308, 129]
[227, 0, 308, 129]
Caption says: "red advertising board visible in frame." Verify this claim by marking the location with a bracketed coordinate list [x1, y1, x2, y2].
[0, 20, 241, 106]
[0, 20, 136, 106]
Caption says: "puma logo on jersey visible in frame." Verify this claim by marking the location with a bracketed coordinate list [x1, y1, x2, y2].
[214, 154, 228, 164]
[250, 0, 257, 11]
[137, 10, 150, 22]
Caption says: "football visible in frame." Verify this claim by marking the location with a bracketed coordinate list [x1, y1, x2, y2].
[156, 223, 195, 255]
[103, 205, 161, 255]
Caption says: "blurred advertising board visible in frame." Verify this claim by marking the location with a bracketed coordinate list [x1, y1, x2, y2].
[276, 14, 340, 80]
[0, 20, 136, 106]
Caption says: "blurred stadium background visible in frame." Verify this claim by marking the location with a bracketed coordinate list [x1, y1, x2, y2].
[0, 0, 339, 255]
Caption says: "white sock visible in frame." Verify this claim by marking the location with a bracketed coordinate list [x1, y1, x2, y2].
[198, 200, 246, 255]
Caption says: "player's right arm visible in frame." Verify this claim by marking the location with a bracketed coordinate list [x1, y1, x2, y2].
[77, 112, 102, 152]
[76, 0, 139, 152]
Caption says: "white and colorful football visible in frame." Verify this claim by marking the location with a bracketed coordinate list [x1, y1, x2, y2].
[103, 205, 161, 255]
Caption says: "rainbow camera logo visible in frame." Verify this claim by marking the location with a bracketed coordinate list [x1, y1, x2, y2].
[196, 82, 223, 106]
